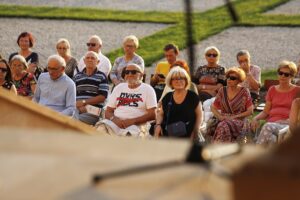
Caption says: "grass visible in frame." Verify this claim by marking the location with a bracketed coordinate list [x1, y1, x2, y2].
[0, 0, 300, 75]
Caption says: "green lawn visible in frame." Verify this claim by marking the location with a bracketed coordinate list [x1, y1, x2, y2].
[0, 0, 299, 80]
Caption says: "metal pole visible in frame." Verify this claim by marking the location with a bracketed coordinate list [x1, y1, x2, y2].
[184, 0, 195, 74]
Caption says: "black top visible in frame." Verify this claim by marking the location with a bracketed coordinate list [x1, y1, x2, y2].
[9, 52, 39, 64]
[162, 90, 199, 137]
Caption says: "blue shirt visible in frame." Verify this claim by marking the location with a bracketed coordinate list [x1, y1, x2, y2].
[33, 72, 76, 116]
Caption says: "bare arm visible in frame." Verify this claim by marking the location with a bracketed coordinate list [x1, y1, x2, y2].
[154, 105, 164, 138]
[289, 98, 300, 133]
[211, 104, 224, 121]
[122, 107, 156, 128]
[191, 103, 203, 140]
[246, 73, 260, 91]
[251, 101, 271, 130]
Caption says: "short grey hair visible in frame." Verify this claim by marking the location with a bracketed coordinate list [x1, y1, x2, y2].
[47, 55, 66, 68]
[89, 35, 102, 46]
[10, 55, 28, 69]
[166, 66, 191, 90]
[84, 51, 99, 60]
[236, 50, 250, 60]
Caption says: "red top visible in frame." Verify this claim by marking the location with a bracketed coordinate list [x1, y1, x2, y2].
[266, 86, 300, 122]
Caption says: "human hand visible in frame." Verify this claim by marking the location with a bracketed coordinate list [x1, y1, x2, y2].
[250, 119, 260, 132]
[154, 125, 162, 138]
[78, 106, 87, 114]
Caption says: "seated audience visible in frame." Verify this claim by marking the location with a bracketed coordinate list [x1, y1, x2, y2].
[96, 63, 157, 137]
[150, 43, 182, 101]
[236, 50, 261, 104]
[33, 55, 76, 116]
[110, 35, 144, 86]
[9, 32, 41, 79]
[75, 35, 111, 77]
[155, 67, 202, 139]
[193, 46, 226, 103]
[252, 60, 300, 145]
[10, 55, 36, 99]
[73, 51, 109, 125]
[56, 38, 78, 78]
[0, 59, 17, 94]
[209, 67, 253, 143]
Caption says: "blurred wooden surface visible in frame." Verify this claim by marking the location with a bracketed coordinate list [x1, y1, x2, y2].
[0, 129, 265, 200]
[0, 88, 97, 135]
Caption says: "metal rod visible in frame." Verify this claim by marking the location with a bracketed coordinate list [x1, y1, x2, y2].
[184, 0, 195, 74]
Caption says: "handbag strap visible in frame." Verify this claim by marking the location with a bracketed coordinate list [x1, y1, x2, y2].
[165, 92, 173, 131]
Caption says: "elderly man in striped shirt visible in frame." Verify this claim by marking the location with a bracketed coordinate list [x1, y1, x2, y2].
[73, 51, 109, 125]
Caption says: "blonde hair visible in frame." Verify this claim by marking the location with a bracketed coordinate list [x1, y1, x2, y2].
[226, 67, 246, 82]
[123, 35, 139, 48]
[10, 55, 28, 69]
[278, 60, 297, 77]
[166, 66, 191, 90]
[56, 38, 71, 56]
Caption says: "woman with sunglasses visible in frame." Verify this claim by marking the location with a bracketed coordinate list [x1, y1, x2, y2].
[110, 35, 144, 86]
[10, 55, 36, 99]
[0, 59, 17, 94]
[193, 46, 226, 103]
[209, 67, 253, 143]
[55, 38, 78, 78]
[155, 67, 202, 139]
[8, 32, 41, 79]
[252, 60, 300, 145]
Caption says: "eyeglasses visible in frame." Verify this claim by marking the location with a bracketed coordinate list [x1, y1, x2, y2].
[47, 66, 61, 72]
[227, 76, 238, 81]
[278, 71, 291, 77]
[0, 68, 8, 73]
[124, 70, 140, 75]
[125, 44, 135, 48]
[206, 53, 218, 58]
[86, 43, 97, 47]
[171, 77, 186, 81]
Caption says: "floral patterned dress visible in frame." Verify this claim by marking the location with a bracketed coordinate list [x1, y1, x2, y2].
[13, 72, 36, 97]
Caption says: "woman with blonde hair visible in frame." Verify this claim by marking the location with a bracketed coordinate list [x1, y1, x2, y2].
[155, 67, 202, 139]
[10, 55, 36, 99]
[193, 46, 226, 102]
[110, 35, 144, 86]
[209, 67, 253, 143]
[252, 60, 300, 145]
[56, 38, 78, 78]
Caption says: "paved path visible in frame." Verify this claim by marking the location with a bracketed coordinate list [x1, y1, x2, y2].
[0, 18, 169, 68]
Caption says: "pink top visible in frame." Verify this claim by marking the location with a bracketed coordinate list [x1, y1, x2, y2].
[266, 86, 300, 122]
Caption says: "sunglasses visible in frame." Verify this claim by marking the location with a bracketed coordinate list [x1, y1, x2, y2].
[124, 70, 140, 75]
[171, 77, 186, 81]
[0, 68, 8, 73]
[206, 53, 218, 58]
[47, 66, 61, 72]
[86, 43, 97, 47]
[227, 76, 238, 81]
[57, 47, 67, 50]
[278, 71, 291, 77]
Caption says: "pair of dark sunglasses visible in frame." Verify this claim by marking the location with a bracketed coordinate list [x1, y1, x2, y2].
[0, 68, 8, 73]
[125, 70, 140, 75]
[206, 53, 218, 58]
[278, 71, 291, 77]
[86, 43, 96, 47]
[227, 76, 238, 81]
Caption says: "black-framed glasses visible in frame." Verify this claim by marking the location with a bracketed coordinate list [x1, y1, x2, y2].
[0, 68, 8, 73]
[278, 71, 291, 77]
[86, 43, 97, 47]
[124, 70, 140, 75]
[227, 76, 238, 81]
[206, 53, 218, 58]
[171, 77, 186, 81]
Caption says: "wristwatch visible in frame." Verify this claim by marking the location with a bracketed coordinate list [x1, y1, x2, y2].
[82, 100, 86, 105]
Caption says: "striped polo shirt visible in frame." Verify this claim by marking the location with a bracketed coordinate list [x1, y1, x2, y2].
[73, 68, 109, 108]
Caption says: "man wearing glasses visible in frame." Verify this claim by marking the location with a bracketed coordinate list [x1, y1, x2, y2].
[33, 55, 76, 116]
[96, 63, 157, 137]
[75, 35, 112, 77]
